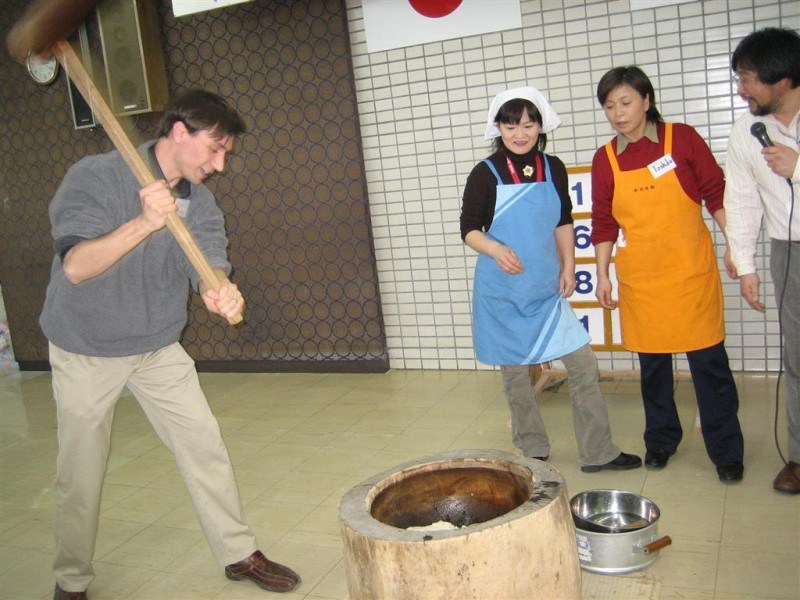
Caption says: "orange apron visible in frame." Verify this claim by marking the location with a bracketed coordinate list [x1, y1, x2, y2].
[606, 123, 724, 353]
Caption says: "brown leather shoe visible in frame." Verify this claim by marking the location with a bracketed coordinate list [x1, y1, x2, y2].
[225, 550, 300, 592]
[773, 461, 800, 494]
[54, 586, 87, 600]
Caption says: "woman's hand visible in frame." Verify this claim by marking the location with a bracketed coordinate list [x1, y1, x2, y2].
[559, 270, 576, 297]
[491, 244, 524, 274]
[595, 276, 617, 309]
[723, 244, 737, 280]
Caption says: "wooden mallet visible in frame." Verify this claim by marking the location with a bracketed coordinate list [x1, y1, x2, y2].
[7, 0, 244, 325]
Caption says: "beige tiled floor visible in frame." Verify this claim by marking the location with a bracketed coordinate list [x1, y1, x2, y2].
[1, 366, 798, 600]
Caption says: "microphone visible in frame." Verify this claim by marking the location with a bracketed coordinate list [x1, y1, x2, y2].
[750, 122, 773, 148]
[751, 121, 793, 187]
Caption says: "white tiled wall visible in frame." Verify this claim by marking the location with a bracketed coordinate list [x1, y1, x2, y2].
[345, 0, 800, 371]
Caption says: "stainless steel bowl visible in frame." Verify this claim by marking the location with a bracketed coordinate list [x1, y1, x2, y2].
[570, 489, 660, 534]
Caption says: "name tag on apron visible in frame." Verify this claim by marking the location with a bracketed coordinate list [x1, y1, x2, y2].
[647, 153, 676, 179]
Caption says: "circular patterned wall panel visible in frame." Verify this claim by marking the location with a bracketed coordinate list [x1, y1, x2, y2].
[0, 0, 387, 372]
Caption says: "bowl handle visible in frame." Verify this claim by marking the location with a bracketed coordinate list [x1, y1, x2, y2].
[634, 535, 672, 555]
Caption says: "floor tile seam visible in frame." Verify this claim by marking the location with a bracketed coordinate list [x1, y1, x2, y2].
[253, 429, 329, 449]
[283, 429, 375, 458]
[0, 545, 51, 565]
[708, 515, 726, 600]
[290, 519, 343, 538]
[304, 561, 347, 600]
[95, 553, 207, 578]
[285, 425, 365, 439]
[104, 453, 177, 471]
[244, 487, 327, 512]
[97, 510, 186, 528]
[91, 551, 182, 573]
[258, 465, 345, 496]
[713, 540, 800, 556]
[656, 583, 715, 598]
[0, 538, 56, 553]
[719, 500, 800, 515]
[148, 560, 232, 580]
[116, 566, 192, 600]
[0, 497, 55, 512]
[93, 530, 196, 561]
[334, 423, 401, 452]
[0, 511, 55, 528]
[290, 467, 369, 481]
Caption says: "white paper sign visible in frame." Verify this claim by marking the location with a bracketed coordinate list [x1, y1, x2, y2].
[362, 0, 522, 53]
[172, 0, 254, 18]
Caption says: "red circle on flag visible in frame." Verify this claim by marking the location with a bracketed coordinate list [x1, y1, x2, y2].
[408, 0, 463, 18]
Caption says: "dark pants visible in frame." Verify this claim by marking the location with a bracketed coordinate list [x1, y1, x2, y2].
[638, 341, 744, 466]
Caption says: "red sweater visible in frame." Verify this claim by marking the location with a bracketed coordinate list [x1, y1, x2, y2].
[589, 121, 725, 245]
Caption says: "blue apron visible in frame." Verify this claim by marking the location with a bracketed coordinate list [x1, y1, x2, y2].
[472, 156, 590, 365]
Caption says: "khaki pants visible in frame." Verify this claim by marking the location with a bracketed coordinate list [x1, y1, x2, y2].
[501, 343, 620, 466]
[49, 342, 257, 592]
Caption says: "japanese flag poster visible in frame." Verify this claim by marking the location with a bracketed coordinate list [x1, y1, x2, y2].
[172, 0, 254, 18]
[362, 0, 522, 53]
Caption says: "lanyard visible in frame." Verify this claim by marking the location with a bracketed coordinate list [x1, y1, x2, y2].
[505, 156, 521, 184]
[505, 154, 543, 183]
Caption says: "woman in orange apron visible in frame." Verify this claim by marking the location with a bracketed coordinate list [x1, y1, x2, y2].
[590, 67, 744, 482]
[461, 87, 641, 472]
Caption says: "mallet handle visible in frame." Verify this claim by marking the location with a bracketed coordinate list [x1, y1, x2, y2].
[52, 39, 242, 325]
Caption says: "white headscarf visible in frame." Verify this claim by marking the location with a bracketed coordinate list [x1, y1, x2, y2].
[483, 86, 561, 140]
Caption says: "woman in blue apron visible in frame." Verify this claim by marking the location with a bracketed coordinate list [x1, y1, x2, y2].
[460, 87, 641, 471]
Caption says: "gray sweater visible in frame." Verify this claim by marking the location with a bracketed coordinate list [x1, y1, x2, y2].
[40, 142, 231, 357]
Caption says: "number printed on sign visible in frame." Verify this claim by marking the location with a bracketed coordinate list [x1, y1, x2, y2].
[568, 170, 592, 211]
[572, 307, 605, 345]
[573, 218, 594, 259]
[571, 263, 618, 301]
[575, 269, 594, 296]
[566, 167, 623, 350]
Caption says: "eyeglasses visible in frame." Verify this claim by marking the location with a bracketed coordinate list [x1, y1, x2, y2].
[732, 73, 759, 87]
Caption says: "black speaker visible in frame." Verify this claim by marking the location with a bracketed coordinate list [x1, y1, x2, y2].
[96, 0, 168, 115]
[67, 25, 97, 130]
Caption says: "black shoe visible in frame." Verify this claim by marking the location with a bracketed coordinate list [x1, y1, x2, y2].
[717, 462, 744, 483]
[531, 455, 549, 461]
[581, 452, 642, 473]
[644, 449, 672, 469]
